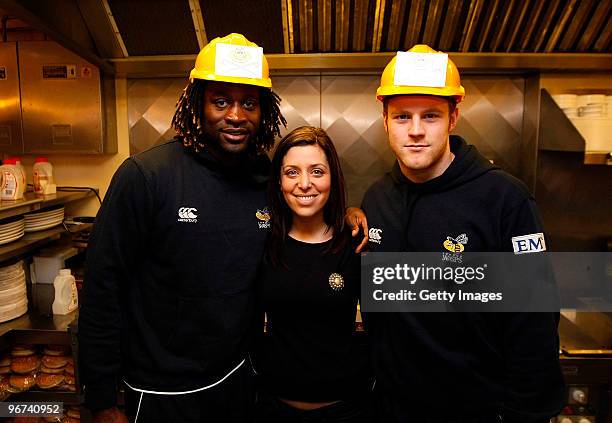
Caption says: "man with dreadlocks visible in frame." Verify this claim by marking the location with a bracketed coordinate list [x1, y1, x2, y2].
[79, 33, 286, 423]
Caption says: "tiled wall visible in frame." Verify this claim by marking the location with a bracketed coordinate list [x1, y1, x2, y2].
[128, 75, 525, 206]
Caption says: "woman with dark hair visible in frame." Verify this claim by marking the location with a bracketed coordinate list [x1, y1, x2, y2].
[254, 126, 372, 423]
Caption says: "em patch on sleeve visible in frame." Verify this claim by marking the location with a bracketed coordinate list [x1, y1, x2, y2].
[511, 233, 547, 254]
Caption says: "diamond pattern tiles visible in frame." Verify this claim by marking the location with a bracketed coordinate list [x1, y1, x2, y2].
[320, 76, 393, 206]
[273, 76, 321, 135]
[457, 77, 525, 173]
[127, 75, 526, 205]
[128, 79, 185, 154]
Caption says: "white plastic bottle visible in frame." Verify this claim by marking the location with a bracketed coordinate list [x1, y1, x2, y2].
[33, 157, 54, 194]
[52, 269, 78, 315]
[9, 157, 26, 187]
[0, 158, 25, 200]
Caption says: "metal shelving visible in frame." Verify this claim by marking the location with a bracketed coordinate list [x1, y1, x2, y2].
[0, 191, 93, 410]
[0, 310, 81, 404]
[0, 190, 94, 265]
[0, 191, 95, 221]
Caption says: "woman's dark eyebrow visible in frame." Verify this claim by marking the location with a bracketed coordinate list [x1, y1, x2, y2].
[282, 163, 329, 168]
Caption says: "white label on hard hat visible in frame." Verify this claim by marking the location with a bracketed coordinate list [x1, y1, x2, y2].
[215, 43, 263, 80]
[394, 51, 448, 88]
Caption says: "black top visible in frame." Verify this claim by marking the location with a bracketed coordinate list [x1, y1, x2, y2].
[79, 138, 271, 410]
[361, 136, 564, 422]
[254, 235, 370, 402]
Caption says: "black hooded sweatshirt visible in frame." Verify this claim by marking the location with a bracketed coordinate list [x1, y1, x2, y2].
[79, 139, 271, 411]
[361, 136, 564, 422]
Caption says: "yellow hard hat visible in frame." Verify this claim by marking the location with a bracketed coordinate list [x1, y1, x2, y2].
[190, 33, 272, 88]
[376, 44, 465, 103]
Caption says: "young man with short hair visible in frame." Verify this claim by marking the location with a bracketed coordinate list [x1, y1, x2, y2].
[362, 45, 564, 423]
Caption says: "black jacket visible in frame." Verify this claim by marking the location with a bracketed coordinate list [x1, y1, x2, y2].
[79, 139, 271, 410]
[361, 136, 564, 422]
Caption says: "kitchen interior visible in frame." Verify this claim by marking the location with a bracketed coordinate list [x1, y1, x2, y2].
[0, 0, 610, 422]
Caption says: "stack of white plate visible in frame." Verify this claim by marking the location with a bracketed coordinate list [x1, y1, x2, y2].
[24, 207, 65, 233]
[0, 261, 27, 323]
[551, 94, 579, 118]
[0, 216, 25, 246]
[578, 94, 606, 118]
